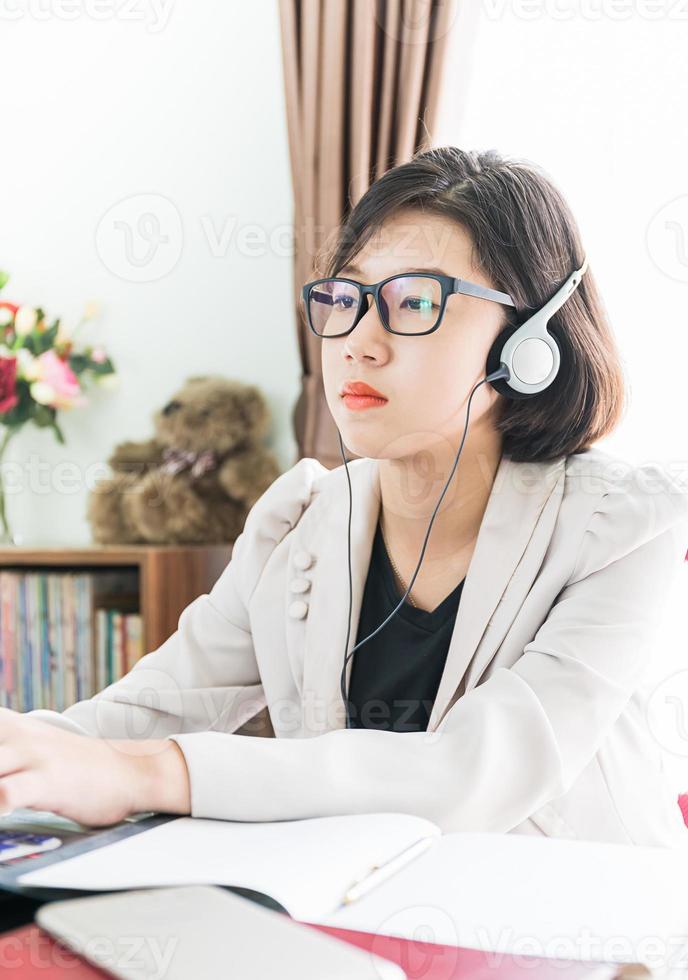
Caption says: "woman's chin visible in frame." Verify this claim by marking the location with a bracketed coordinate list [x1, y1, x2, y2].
[335, 427, 382, 460]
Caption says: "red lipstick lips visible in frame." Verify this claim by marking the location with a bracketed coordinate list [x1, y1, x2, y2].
[340, 381, 387, 399]
[340, 380, 388, 411]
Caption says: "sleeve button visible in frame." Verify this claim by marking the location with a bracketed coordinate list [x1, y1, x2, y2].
[293, 550, 313, 571]
[288, 599, 309, 619]
[290, 578, 311, 593]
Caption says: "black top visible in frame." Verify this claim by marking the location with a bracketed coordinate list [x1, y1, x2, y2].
[346, 521, 465, 733]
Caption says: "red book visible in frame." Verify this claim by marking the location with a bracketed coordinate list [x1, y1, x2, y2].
[0, 921, 626, 979]
[305, 923, 623, 979]
[0, 924, 108, 978]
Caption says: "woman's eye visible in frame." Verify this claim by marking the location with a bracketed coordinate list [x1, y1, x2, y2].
[332, 294, 356, 310]
[401, 296, 438, 313]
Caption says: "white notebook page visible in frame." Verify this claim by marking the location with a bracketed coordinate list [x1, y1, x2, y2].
[321, 831, 688, 974]
[17, 812, 441, 922]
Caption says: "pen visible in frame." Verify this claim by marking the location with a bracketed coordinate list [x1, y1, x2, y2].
[339, 835, 435, 907]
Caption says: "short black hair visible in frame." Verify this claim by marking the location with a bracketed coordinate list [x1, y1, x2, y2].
[319, 146, 627, 463]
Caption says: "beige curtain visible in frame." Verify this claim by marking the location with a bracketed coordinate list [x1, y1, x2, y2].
[279, 0, 457, 468]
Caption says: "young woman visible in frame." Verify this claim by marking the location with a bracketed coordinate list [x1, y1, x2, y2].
[4, 147, 688, 846]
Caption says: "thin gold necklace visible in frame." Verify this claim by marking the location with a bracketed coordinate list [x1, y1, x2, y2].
[379, 519, 419, 608]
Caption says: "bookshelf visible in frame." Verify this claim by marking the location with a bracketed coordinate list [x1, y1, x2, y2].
[0, 545, 233, 711]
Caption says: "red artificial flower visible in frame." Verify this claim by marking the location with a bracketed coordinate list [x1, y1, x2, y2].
[0, 357, 19, 414]
[0, 302, 19, 317]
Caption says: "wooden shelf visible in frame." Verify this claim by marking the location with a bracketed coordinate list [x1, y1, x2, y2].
[0, 545, 234, 653]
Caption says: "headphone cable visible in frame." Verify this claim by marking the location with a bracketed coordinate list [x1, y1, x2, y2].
[337, 365, 510, 729]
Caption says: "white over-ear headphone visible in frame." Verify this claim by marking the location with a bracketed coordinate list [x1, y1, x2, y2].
[486, 254, 589, 398]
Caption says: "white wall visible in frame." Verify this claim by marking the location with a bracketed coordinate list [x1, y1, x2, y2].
[436, 1, 688, 471]
[435, 1, 688, 789]
[1, 0, 300, 546]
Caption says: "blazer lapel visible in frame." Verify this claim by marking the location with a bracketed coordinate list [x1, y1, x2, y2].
[297, 452, 566, 736]
[426, 453, 566, 731]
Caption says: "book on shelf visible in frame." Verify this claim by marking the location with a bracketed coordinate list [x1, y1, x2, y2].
[0, 569, 145, 712]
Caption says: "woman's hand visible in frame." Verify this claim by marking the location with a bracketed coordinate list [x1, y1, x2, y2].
[0, 707, 191, 827]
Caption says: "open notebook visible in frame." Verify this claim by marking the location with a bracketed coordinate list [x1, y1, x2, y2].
[14, 812, 688, 973]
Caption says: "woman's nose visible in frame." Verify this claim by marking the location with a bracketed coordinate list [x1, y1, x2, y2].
[342, 296, 389, 361]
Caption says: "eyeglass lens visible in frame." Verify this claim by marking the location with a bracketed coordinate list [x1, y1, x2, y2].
[308, 276, 442, 336]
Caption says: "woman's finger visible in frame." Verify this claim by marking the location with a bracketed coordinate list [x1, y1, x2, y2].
[0, 746, 24, 778]
[0, 770, 40, 814]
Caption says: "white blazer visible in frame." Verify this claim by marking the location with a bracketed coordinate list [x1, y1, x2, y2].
[29, 446, 688, 847]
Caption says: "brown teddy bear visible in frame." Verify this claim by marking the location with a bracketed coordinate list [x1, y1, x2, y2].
[87, 375, 281, 545]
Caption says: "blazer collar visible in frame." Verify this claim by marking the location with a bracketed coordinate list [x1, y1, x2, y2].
[297, 452, 566, 735]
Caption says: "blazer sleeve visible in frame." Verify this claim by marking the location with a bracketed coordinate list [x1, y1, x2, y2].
[166, 471, 688, 832]
[23, 458, 321, 741]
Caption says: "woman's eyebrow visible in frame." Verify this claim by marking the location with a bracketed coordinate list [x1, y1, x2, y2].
[338, 264, 452, 278]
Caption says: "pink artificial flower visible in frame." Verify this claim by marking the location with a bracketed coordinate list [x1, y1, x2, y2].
[31, 350, 86, 409]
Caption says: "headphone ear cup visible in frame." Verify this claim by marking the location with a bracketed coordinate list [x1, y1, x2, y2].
[486, 324, 560, 401]
[487, 325, 528, 401]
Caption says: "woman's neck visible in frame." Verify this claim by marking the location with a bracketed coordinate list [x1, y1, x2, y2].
[377, 426, 503, 563]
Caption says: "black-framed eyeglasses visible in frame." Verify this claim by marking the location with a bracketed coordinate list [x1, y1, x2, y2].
[301, 272, 516, 338]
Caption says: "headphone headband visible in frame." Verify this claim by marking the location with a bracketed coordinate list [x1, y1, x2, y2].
[535, 254, 589, 327]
